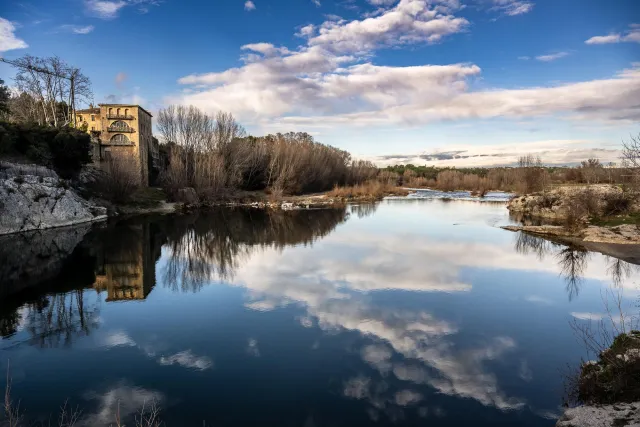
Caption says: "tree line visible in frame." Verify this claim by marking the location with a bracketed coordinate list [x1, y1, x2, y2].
[157, 105, 377, 201]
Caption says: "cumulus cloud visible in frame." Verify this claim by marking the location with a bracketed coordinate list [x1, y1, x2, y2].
[0, 17, 28, 52]
[585, 24, 640, 45]
[245, 1, 256, 11]
[59, 24, 95, 34]
[172, 0, 640, 130]
[536, 51, 568, 62]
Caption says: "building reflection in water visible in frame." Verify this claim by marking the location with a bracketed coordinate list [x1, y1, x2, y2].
[92, 222, 164, 301]
[0, 207, 349, 345]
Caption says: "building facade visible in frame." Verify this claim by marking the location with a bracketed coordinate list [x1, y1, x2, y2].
[75, 104, 153, 186]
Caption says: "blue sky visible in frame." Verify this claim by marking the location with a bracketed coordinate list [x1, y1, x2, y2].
[1, 0, 639, 166]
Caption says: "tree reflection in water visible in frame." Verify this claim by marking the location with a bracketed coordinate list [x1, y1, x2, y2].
[161, 208, 349, 292]
[0, 208, 349, 345]
[514, 231, 638, 300]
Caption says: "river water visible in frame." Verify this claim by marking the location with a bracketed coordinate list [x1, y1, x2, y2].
[1, 192, 638, 426]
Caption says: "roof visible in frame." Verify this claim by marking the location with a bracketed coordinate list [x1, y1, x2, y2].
[76, 108, 100, 114]
[98, 103, 153, 117]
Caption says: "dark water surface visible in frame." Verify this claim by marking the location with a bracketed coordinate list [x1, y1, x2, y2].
[1, 196, 638, 426]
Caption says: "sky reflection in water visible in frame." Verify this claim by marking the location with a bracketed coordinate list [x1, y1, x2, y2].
[0, 198, 638, 427]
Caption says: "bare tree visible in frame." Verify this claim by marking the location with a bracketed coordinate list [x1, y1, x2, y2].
[11, 55, 92, 127]
[622, 133, 640, 190]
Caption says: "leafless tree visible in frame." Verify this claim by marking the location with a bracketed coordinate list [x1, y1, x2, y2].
[11, 55, 92, 127]
[622, 133, 640, 190]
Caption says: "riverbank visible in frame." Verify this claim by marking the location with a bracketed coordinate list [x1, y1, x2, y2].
[0, 162, 411, 234]
[557, 331, 640, 427]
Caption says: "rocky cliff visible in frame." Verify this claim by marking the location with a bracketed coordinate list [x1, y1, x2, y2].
[0, 162, 107, 235]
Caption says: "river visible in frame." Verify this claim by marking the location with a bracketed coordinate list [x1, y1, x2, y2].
[1, 191, 638, 426]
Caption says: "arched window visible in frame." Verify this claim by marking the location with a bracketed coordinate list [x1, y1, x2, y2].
[111, 120, 129, 131]
[124, 108, 129, 116]
[117, 108, 121, 116]
[110, 134, 130, 144]
[109, 108, 113, 115]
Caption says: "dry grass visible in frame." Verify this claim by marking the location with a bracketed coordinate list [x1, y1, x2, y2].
[328, 181, 409, 201]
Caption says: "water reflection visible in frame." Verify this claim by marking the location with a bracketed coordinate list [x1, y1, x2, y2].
[161, 208, 348, 292]
[0, 208, 349, 343]
[513, 231, 638, 300]
[1, 200, 638, 426]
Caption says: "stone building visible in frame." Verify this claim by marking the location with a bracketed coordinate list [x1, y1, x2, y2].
[75, 104, 155, 186]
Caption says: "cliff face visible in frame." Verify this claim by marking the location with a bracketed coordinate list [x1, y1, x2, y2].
[0, 162, 107, 235]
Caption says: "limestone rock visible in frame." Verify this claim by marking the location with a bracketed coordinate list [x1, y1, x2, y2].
[0, 162, 107, 235]
[557, 403, 640, 427]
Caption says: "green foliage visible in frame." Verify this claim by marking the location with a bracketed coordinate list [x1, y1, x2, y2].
[0, 121, 91, 177]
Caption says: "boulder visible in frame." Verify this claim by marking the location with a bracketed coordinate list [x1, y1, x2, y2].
[0, 162, 107, 235]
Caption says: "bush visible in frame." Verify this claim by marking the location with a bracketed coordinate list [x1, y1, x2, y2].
[49, 129, 91, 177]
[0, 121, 91, 177]
[602, 191, 634, 216]
[97, 152, 140, 203]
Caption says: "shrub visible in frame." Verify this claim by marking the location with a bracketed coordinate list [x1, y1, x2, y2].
[49, 129, 91, 178]
[602, 191, 634, 216]
[97, 152, 141, 203]
[0, 121, 91, 177]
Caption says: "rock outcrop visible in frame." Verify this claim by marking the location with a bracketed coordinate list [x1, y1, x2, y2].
[557, 403, 640, 427]
[0, 162, 107, 235]
[507, 185, 639, 220]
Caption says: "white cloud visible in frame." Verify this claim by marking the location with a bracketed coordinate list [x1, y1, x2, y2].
[491, 0, 534, 16]
[60, 24, 95, 34]
[246, 338, 260, 356]
[101, 331, 136, 348]
[173, 0, 640, 131]
[81, 384, 163, 426]
[367, 139, 621, 167]
[158, 350, 213, 370]
[306, 0, 469, 53]
[312, 0, 322, 6]
[394, 390, 423, 406]
[0, 17, 28, 52]
[585, 25, 640, 45]
[535, 51, 568, 62]
[85, 0, 159, 19]
[85, 0, 127, 19]
[245, 1, 256, 11]
[570, 312, 605, 321]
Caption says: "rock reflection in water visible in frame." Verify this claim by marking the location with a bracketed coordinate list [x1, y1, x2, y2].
[0, 208, 348, 345]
